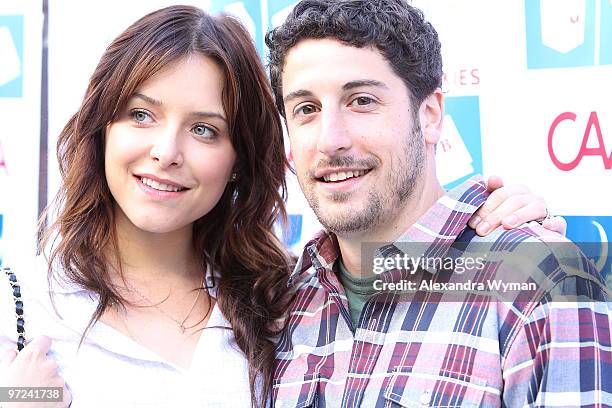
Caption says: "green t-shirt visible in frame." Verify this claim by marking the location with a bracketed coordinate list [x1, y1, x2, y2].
[336, 258, 378, 328]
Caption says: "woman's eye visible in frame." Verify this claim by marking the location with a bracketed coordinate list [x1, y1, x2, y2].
[192, 124, 216, 139]
[131, 110, 153, 124]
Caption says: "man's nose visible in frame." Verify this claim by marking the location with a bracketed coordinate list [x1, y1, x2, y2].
[316, 107, 353, 156]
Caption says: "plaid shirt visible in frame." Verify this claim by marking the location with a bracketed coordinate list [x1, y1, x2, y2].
[272, 176, 611, 407]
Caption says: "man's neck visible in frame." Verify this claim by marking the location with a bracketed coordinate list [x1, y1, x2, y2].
[338, 178, 445, 278]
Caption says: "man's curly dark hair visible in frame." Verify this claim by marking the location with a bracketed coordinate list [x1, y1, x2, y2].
[265, 0, 443, 117]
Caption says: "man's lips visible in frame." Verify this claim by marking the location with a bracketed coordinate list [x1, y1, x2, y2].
[314, 168, 372, 183]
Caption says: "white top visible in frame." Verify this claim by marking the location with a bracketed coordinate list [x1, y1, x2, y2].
[0, 257, 253, 408]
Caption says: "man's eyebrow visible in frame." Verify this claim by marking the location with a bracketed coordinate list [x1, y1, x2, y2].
[283, 80, 389, 105]
[131, 92, 226, 122]
[283, 89, 314, 105]
[342, 79, 389, 91]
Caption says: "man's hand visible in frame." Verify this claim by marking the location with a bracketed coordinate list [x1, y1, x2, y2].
[0, 336, 71, 408]
[469, 175, 567, 236]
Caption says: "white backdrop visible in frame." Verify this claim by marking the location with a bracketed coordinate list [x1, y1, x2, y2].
[0, 0, 43, 269]
[0, 0, 610, 284]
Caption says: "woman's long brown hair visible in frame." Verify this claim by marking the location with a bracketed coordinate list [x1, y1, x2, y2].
[39, 6, 291, 407]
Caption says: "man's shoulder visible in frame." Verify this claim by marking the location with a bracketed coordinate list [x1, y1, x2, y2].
[463, 222, 609, 301]
[468, 220, 566, 245]
[461, 224, 609, 367]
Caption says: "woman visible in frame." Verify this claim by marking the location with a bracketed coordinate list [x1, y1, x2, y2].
[2, 6, 288, 407]
[0, 5, 558, 408]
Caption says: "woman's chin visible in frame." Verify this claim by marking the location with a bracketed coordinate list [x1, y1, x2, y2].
[123, 214, 193, 236]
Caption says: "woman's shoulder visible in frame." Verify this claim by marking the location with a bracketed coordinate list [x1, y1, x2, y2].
[0, 257, 49, 316]
[0, 258, 52, 334]
[7, 256, 85, 295]
[3, 256, 49, 293]
[0, 260, 43, 353]
[0, 256, 96, 342]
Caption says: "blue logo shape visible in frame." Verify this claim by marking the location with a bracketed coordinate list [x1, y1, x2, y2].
[0, 15, 24, 97]
[565, 215, 612, 288]
[283, 214, 303, 248]
[525, 0, 611, 69]
[600, 0, 612, 64]
[442, 96, 483, 190]
[267, 0, 298, 30]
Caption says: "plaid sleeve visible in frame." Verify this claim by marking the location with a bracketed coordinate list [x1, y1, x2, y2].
[502, 277, 612, 407]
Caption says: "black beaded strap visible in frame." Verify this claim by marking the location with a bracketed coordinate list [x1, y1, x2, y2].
[2, 267, 26, 351]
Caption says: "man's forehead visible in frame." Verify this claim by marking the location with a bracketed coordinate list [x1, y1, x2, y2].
[281, 38, 399, 94]
[283, 38, 382, 68]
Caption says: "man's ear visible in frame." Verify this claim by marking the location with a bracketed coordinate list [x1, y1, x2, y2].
[419, 89, 444, 146]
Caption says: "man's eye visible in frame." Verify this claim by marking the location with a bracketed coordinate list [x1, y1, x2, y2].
[131, 110, 153, 124]
[295, 104, 319, 116]
[352, 96, 374, 106]
[191, 124, 217, 139]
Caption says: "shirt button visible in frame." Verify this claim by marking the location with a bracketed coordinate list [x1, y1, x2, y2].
[419, 390, 431, 406]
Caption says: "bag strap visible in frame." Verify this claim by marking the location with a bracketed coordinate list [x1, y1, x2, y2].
[2, 267, 26, 351]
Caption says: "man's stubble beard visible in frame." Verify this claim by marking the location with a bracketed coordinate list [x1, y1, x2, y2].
[300, 122, 425, 235]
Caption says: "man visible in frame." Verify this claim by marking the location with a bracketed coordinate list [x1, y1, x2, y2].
[266, 1, 611, 406]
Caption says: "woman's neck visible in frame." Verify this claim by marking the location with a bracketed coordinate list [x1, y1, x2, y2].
[110, 207, 200, 284]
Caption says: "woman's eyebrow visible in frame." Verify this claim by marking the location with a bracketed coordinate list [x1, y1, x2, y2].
[132, 92, 227, 122]
[187, 111, 227, 122]
[132, 92, 162, 106]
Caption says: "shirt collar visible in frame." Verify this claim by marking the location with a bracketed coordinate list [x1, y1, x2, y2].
[289, 175, 489, 286]
[47, 260, 219, 295]
[390, 175, 488, 273]
[46, 263, 222, 366]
